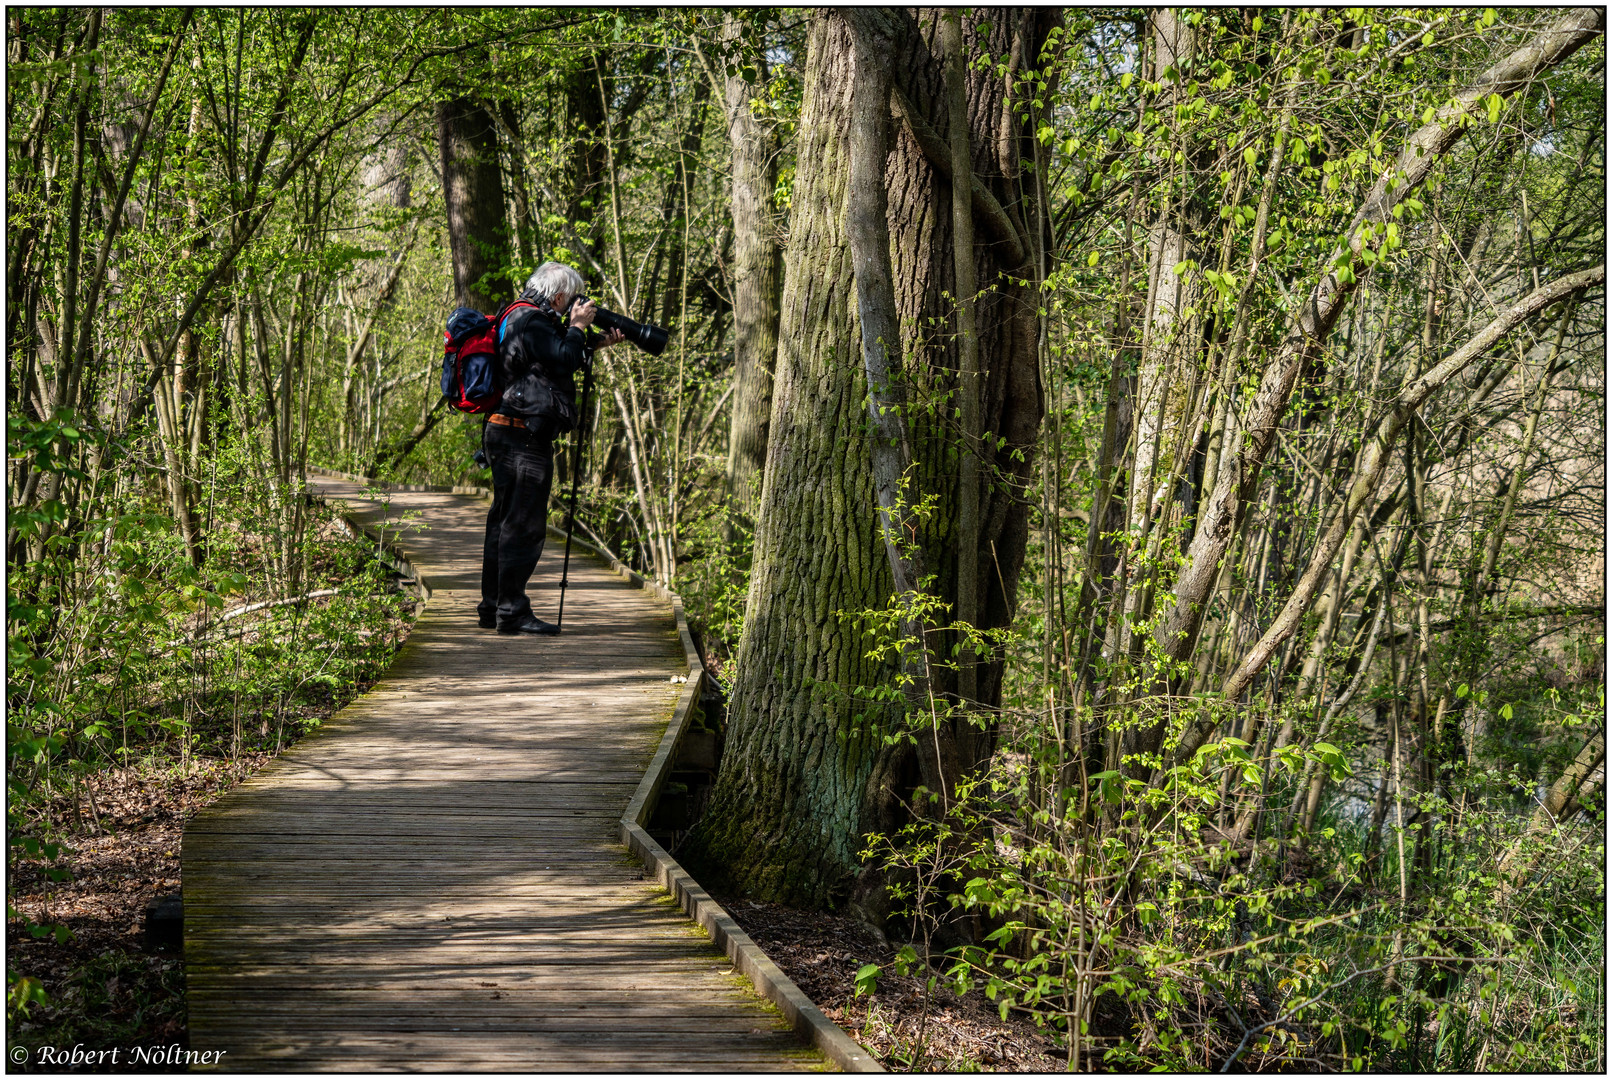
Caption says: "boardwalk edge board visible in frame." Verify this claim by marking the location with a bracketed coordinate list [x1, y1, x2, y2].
[303, 467, 883, 1074]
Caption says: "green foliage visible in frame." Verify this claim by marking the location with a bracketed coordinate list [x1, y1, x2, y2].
[8, 950, 186, 1062]
[672, 501, 754, 668]
[859, 691, 1603, 1070]
[7, 969, 48, 1024]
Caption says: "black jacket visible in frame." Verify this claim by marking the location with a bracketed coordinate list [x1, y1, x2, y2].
[496, 293, 588, 431]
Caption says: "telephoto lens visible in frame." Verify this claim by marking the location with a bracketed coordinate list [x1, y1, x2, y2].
[574, 296, 671, 356]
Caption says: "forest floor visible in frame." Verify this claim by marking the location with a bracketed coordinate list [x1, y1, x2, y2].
[7, 757, 268, 1068]
[722, 897, 1069, 1071]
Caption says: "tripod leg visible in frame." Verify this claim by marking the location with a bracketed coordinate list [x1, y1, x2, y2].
[554, 362, 592, 630]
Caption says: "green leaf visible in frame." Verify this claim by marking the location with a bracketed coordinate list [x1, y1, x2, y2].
[853, 963, 881, 997]
[1088, 250, 1100, 267]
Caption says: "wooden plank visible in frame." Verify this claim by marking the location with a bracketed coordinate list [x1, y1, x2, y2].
[185, 889, 657, 903]
[185, 814, 626, 829]
[184, 831, 629, 841]
[193, 1028, 811, 1050]
[182, 864, 647, 877]
[187, 809, 626, 821]
[225, 783, 639, 797]
[182, 846, 640, 860]
[183, 987, 775, 1003]
[184, 944, 732, 961]
[185, 931, 730, 949]
[183, 897, 708, 916]
[192, 1010, 793, 1032]
[211, 1057, 823, 1071]
[186, 973, 752, 991]
[182, 871, 651, 886]
[184, 901, 666, 915]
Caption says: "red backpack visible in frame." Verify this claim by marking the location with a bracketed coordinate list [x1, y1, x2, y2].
[440, 300, 535, 414]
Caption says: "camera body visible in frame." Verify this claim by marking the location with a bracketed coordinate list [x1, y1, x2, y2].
[570, 295, 671, 357]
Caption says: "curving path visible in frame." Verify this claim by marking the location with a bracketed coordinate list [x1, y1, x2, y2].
[183, 478, 825, 1071]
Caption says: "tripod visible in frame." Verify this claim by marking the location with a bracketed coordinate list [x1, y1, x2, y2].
[552, 355, 595, 632]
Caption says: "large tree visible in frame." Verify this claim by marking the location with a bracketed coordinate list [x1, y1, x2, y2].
[682, 7, 1057, 910]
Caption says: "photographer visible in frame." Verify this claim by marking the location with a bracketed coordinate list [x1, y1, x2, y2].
[477, 262, 623, 635]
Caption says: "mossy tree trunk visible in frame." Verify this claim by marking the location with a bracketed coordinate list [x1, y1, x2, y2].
[682, 7, 1055, 910]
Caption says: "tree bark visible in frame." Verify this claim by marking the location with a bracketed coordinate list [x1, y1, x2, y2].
[941, 11, 984, 705]
[720, 13, 782, 517]
[558, 55, 610, 263]
[1125, 10, 1198, 546]
[438, 95, 511, 312]
[677, 10, 893, 907]
[1499, 729, 1606, 881]
[495, 99, 536, 270]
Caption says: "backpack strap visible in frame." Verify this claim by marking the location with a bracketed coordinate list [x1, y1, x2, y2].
[495, 299, 539, 344]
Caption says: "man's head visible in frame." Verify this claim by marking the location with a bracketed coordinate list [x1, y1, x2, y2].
[524, 262, 586, 311]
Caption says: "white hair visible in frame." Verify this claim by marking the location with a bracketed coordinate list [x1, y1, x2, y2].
[524, 262, 585, 304]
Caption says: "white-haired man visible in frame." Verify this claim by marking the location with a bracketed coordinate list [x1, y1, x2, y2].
[478, 262, 622, 634]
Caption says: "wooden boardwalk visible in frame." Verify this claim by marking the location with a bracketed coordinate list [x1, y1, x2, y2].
[184, 479, 826, 1071]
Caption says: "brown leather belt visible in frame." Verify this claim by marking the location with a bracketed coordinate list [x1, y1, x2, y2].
[487, 413, 526, 429]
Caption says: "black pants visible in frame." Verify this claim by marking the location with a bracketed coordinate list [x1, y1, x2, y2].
[479, 421, 554, 627]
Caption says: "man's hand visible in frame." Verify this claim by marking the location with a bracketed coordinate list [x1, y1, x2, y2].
[569, 299, 599, 330]
[595, 328, 626, 349]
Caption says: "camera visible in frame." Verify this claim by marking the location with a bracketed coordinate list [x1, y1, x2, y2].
[571, 295, 671, 357]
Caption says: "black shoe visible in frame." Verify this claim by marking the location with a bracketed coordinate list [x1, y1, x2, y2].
[497, 616, 560, 636]
[478, 612, 496, 629]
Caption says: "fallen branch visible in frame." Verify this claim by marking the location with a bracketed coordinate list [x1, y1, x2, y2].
[215, 589, 340, 625]
[183, 589, 349, 648]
